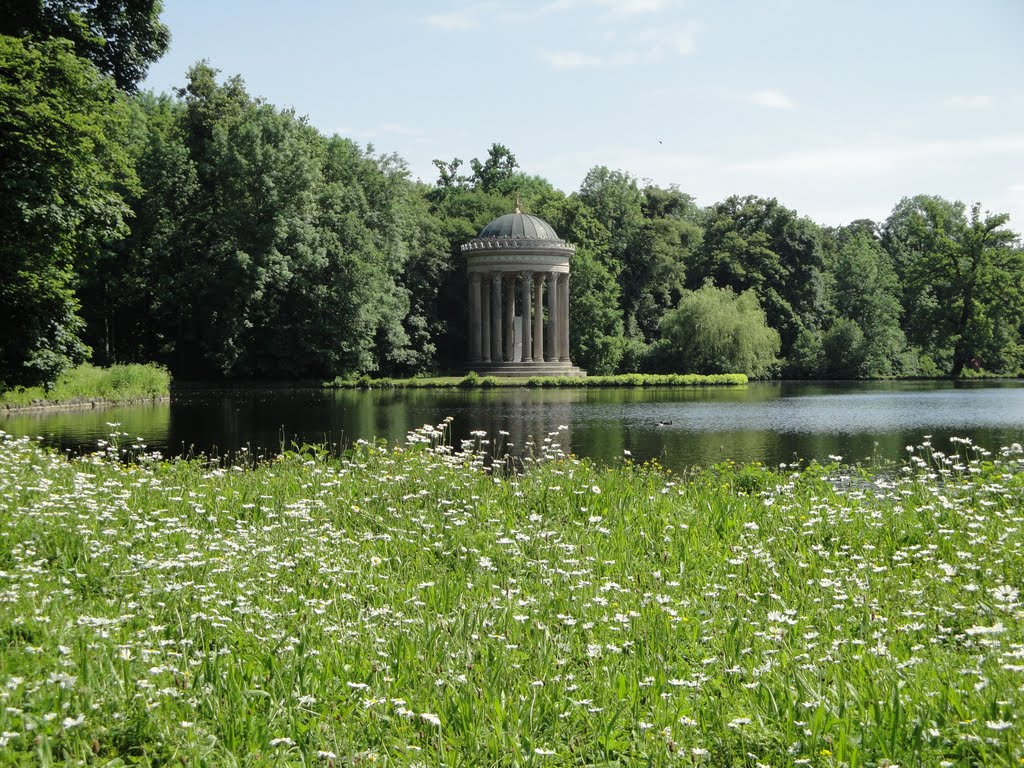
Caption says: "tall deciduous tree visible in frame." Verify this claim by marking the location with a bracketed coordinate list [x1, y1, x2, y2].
[577, 168, 698, 352]
[0, 0, 170, 90]
[825, 225, 908, 377]
[884, 195, 1022, 376]
[88, 63, 432, 380]
[691, 196, 827, 361]
[0, 35, 135, 388]
[469, 143, 518, 194]
[543, 196, 626, 374]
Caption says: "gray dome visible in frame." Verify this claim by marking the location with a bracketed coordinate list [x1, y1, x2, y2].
[478, 212, 561, 240]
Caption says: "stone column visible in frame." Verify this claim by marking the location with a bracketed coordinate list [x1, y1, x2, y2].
[558, 273, 570, 362]
[533, 274, 544, 363]
[468, 273, 482, 363]
[481, 273, 491, 363]
[491, 273, 502, 363]
[503, 274, 515, 363]
[520, 271, 532, 363]
[545, 271, 558, 362]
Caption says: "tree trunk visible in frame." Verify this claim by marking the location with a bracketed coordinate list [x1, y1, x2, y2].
[950, 287, 974, 378]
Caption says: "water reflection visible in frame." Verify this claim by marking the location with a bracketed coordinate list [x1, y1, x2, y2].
[1, 402, 170, 455]
[2, 381, 1022, 471]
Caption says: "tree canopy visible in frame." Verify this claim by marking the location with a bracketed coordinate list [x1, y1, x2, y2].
[0, 0, 170, 90]
[0, 35, 136, 388]
[2, 30, 1022, 387]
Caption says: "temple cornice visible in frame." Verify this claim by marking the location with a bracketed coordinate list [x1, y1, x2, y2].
[461, 239, 575, 255]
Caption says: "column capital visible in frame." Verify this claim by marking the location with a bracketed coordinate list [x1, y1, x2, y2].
[469, 272, 483, 285]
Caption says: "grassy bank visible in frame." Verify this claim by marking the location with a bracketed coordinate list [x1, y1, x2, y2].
[0, 363, 171, 410]
[330, 372, 748, 389]
[0, 428, 1021, 766]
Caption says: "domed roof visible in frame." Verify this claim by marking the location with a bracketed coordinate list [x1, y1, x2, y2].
[462, 204, 575, 258]
[477, 212, 561, 241]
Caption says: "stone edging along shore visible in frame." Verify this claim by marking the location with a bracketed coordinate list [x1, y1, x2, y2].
[0, 395, 171, 415]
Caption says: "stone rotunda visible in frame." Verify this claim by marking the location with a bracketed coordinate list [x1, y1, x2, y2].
[463, 204, 586, 377]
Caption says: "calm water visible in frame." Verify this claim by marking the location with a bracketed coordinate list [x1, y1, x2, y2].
[3, 381, 1023, 471]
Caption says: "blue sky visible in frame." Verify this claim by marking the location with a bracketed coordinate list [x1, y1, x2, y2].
[142, 0, 1024, 229]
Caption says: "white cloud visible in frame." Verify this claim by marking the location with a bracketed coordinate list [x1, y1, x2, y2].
[430, 0, 669, 27]
[538, 20, 698, 70]
[539, 145, 712, 193]
[422, 3, 498, 30]
[381, 123, 426, 137]
[747, 89, 795, 110]
[602, 0, 679, 17]
[944, 94, 993, 110]
[631, 22, 699, 56]
[529, 0, 680, 17]
[335, 123, 429, 145]
[670, 26, 697, 55]
[336, 127, 377, 140]
[729, 134, 1024, 177]
[422, 12, 476, 30]
[534, 135, 1024, 228]
[540, 50, 604, 69]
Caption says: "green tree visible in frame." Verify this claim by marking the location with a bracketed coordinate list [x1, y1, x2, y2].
[577, 168, 700, 349]
[658, 284, 780, 378]
[542, 195, 626, 374]
[100, 63, 427, 380]
[821, 319, 866, 379]
[625, 208, 699, 341]
[77, 91, 190, 365]
[883, 196, 1022, 376]
[825, 225, 908, 377]
[690, 196, 827, 361]
[0, 35, 136, 388]
[425, 156, 512, 370]
[385, 180, 451, 376]
[469, 143, 518, 194]
[0, 0, 170, 90]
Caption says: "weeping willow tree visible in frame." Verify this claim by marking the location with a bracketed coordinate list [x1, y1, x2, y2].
[657, 284, 780, 378]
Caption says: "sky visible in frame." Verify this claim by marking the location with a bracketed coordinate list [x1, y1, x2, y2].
[141, 0, 1024, 229]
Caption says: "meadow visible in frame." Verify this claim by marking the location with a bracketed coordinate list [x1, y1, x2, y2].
[0, 424, 1021, 766]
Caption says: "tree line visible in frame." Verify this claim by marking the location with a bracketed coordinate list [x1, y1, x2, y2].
[2, 5, 1022, 389]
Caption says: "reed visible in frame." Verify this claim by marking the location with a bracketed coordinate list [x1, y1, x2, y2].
[0, 363, 171, 408]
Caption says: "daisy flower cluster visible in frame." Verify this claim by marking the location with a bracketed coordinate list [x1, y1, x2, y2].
[0, 427, 1021, 765]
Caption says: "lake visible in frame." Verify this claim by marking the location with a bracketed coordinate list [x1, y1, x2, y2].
[3, 380, 1023, 471]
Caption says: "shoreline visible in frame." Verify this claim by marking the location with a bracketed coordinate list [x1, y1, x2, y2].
[5, 375, 1020, 414]
[0, 394, 170, 415]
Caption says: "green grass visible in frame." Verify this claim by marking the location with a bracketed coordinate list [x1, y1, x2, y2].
[0, 426, 1021, 766]
[0, 363, 171, 408]
[330, 372, 749, 389]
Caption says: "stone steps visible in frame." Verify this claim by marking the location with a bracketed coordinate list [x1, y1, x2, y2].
[465, 362, 587, 378]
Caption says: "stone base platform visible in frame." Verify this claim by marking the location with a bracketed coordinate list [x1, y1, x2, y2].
[465, 362, 587, 378]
